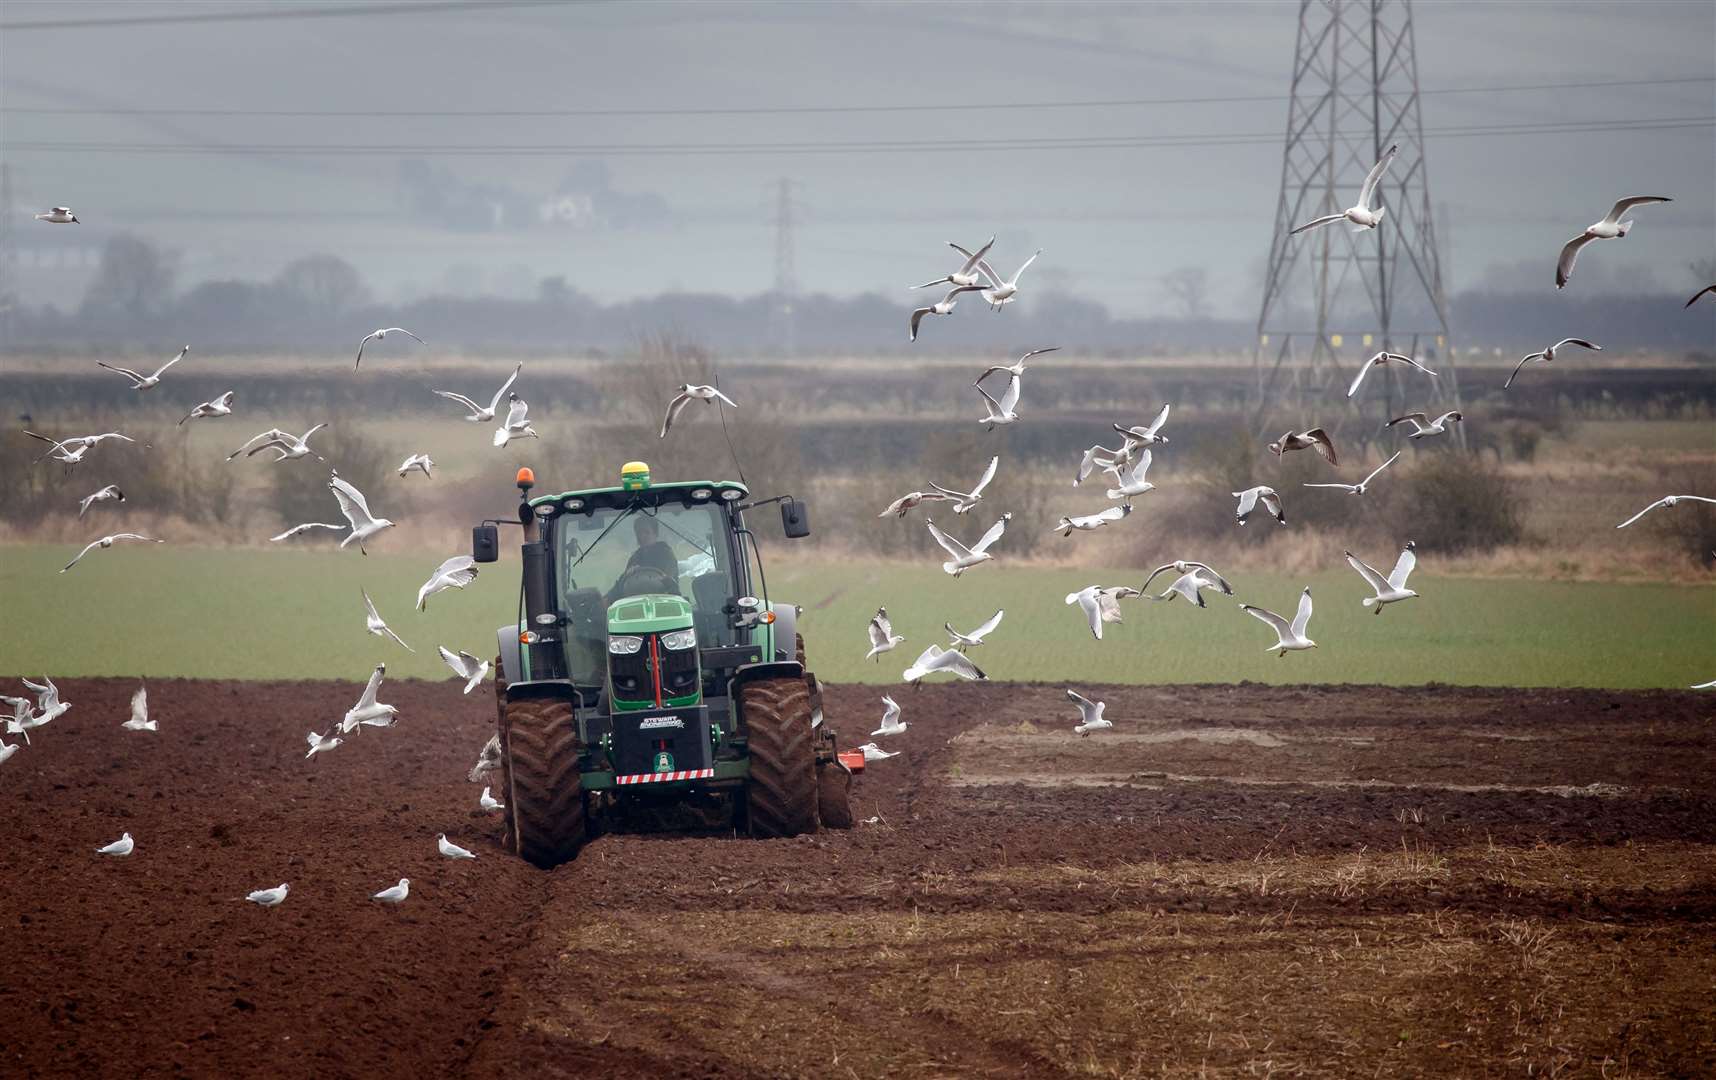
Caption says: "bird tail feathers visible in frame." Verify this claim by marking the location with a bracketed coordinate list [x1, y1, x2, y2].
[1616, 219, 1633, 237]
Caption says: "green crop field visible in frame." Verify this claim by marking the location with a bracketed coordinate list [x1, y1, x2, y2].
[2, 544, 1710, 690]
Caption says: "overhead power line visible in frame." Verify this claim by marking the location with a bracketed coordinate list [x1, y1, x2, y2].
[3, 76, 1710, 119]
[5, 116, 1710, 158]
[0, 1, 556, 31]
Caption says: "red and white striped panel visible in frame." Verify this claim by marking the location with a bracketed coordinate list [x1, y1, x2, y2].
[615, 768, 716, 786]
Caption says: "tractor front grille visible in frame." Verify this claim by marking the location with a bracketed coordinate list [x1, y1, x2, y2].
[610, 631, 700, 706]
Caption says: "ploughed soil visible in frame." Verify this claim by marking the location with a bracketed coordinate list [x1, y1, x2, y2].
[2, 678, 1713, 1078]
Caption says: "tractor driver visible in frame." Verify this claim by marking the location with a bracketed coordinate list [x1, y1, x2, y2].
[608, 514, 679, 600]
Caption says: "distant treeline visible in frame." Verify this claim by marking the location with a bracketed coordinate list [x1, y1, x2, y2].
[4, 236, 1711, 354]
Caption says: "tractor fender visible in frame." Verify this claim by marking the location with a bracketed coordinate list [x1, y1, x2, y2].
[768, 603, 798, 661]
[495, 625, 523, 690]
[501, 678, 582, 704]
[727, 660, 805, 712]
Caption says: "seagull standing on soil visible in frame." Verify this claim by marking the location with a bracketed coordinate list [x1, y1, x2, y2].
[78, 485, 124, 517]
[437, 647, 491, 693]
[974, 346, 1058, 385]
[1504, 338, 1601, 390]
[1347, 351, 1438, 398]
[659, 384, 739, 438]
[901, 644, 988, 686]
[354, 327, 426, 370]
[871, 696, 907, 737]
[339, 664, 398, 734]
[372, 878, 411, 904]
[178, 391, 235, 426]
[925, 513, 1010, 576]
[61, 533, 162, 572]
[1066, 690, 1111, 736]
[975, 248, 1042, 309]
[362, 590, 414, 652]
[433, 362, 521, 422]
[226, 424, 325, 463]
[96, 833, 134, 857]
[0, 741, 18, 766]
[1303, 452, 1401, 496]
[397, 453, 435, 478]
[1614, 494, 1716, 529]
[930, 455, 998, 514]
[917, 236, 995, 290]
[1556, 196, 1672, 289]
[1104, 450, 1155, 504]
[1233, 486, 1286, 526]
[493, 394, 537, 448]
[479, 786, 505, 812]
[35, 207, 79, 223]
[97, 347, 188, 391]
[1268, 428, 1338, 465]
[1065, 585, 1139, 640]
[866, 608, 905, 662]
[945, 609, 1003, 651]
[1242, 588, 1318, 656]
[438, 834, 477, 860]
[121, 684, 156, 731]
[1346, 541, 1419, 613]
[416, 555, 479, 610]
[245, 884, 290, 907]
[1052, 504, 1131, 537]
[974, 373, 1023, 429]
[1289, 144, 1396, 236]
[1386, 410, 1462, 440]
[909, 285, 986, 341]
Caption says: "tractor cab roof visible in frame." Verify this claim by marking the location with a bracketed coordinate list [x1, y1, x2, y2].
[528, 478, 750, 515]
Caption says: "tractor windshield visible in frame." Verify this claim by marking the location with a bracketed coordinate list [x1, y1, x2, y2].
[554, 499, 738, 684]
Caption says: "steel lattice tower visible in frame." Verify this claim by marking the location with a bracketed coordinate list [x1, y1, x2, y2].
[1252, 0, 1460, 439]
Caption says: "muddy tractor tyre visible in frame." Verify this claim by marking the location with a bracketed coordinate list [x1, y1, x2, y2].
[499, 696, 586, 869]
[740, 677, 819, 839]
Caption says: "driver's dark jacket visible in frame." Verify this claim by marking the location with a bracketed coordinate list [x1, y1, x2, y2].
[622, 540, 678, 582]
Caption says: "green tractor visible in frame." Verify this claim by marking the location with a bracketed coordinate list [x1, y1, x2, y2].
[470, 460, 852, 868]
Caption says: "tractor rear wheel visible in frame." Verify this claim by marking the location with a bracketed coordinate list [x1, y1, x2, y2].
[500, 696, 586, 868]
[739, 677, 819, 839]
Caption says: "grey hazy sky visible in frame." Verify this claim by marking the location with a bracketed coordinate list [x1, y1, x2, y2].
[4, 0, 1713, 316]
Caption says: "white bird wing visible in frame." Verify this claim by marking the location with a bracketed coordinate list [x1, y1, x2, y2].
[973, 381, 1005, 419]
[1290, 588, 1314, 638]
[1602, 195, 1671, 224]
[1010, 250, 1042, 284]
[659, 391, 693, 438]
[1503, 352, 1542, 390]
[1386, 412, 1428, 430]
[1142, 403, 1170, 437]
[1552, 338, 1601, 353]
[1125, 448, 1153, 487]
[1242, 604, 1292, 641]
[709, 387, 739, 408]
[1076, 590, 1103, 639]
[1234, 488, 1259, 519]
[488, 362, 523, 412]
[953, 236, 994, 276]
[997, 375, 1021, 413]
[61, 539, 105, 571]
[438, 645, 476, 679]
[925, 648, 986, 680]
[419, 556, 478, 610]
[227, 428, 288, 459]
[970, 514, 1010, 555]
[1387, 545, 1417, 590]
[328, 474, 378, 529]
[1614, 498, 1670, 529]
[151, 347, 189, 380]
[270, 522, 344, 542]
[363, 588, 383, 624]
[1361, 452, 1402, 488]
[969, 609, 1004, 640]
[434, 390, 482, 413]
[1345, 551, 1392, 595]
[924, 519, 973, 560]
[881, 695, 900, 725]
[1347, 357, 1375, 398]
[96, 361, 147, 382]
[1259, 490, 1284, 522]
[1289, 213, 1345, 236]
[1065, 688, 1098, 718]
[355, 665, 385, 710]
[968, 456, 999, 499]
[1556, 233, 1596, 288]
[867, 615, 890, 651]
[1357, 143, 1398, 209]
[130, 685, 148, 725]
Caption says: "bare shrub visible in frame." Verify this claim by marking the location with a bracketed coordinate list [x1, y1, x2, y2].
[1379, 451, 1523, 553]
[266, 422, 396, 529]
[1638, 463, 1716, 568]
[0, 426, 236, 529]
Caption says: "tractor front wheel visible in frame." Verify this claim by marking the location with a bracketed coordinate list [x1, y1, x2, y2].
[500, 696, 586, 869]
[740, 677, 819, 839]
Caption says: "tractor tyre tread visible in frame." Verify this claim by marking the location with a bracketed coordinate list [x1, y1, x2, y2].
[741, 677, 819, 839]
[500, 696, 586, 869]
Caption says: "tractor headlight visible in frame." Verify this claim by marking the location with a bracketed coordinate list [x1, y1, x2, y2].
[660, 628, 697, 651]
[690, 488, 713, 501]
[608, 635, 643, 655]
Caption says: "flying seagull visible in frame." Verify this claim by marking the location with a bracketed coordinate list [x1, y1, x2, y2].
[945, 609, 1003, 651]
[910, 284, 986, 341]
[856, 742, 899, 762]
[1066, 689, 1111, 737]
[304, 730, 343, 759]
[436, 647, 491, 693]
[974, 346, 1058, 385]
[1052, 504, 1131, 537]
[328, 471, 395, 553]
[26, 430, 137, 465]
[877, 490, 955, 518]
[866, 607, 905, 662]
[417, 554, 479, 610]
[226, 424, 325, 463]
[974, 373, 1023, 429]
[925, 513, 1010, 576]
[660, 384, 739, 439]
[1303, 452, 1401, 496]
[929, 455, 998, 514]
[975, 248, 1042, 309]
[121, 684, 156, 732]
[916, 236, 995, 290]
[97, 346, 188, 391]
[362, 589, 413, 652]
[1268, 428, 1338, 465]
[1142, 569, 1228, 609]
[1233, 486, 1286, 525]
[1556, 196, 1671, 289]
[78, 484, 124, 518]
[493, 393, 537, 448]
[1386, 410, 1462, 440]
[354, 327, 425, 370]
[178, 390, 235, 426]
[1241, 588, 1318, 656]
[1505, 338, 1601, 390]
[1104, 449, 1155, 504]
[339, 664, 398, 734]
[901, 644, 987, 686]
[433, 361, 521, 422]
[871, 695, 907, 737]
[1345, 541, 1419, 614]
[1113, 404, 1172, 448]
[1289, 144, 1397, 236]
[397, 453, 434, 478]
[61, 533, 162, 573]
[1614, 494, 1716, 529]
[1140, 560, 1233, 596]
[1065, 585, 1139, 640]
[1347, 351, 1437, 398]
[35, 207, 79, 223]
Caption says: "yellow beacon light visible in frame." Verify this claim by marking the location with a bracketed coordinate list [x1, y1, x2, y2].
[620, 461, 652, 491]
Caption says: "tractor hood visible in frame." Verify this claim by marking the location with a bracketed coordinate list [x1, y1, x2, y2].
[607, 594, 695, 636]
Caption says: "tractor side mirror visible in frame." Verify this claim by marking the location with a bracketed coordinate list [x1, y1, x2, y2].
[472, 523, 499, 563]
[780, 498, 811, 539]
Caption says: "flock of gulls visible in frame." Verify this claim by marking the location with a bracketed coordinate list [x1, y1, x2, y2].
[8, 152, 1716, 895]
